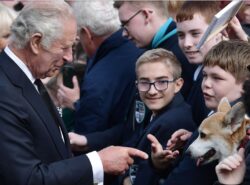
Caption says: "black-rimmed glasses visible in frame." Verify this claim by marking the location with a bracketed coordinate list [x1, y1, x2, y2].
[121, 10, 142, 29]
[136, 79, 176, 92]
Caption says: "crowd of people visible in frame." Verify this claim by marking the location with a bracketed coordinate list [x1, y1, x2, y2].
[0, 1, 249, 185]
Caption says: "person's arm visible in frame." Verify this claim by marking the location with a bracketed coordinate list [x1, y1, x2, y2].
[68, 123, 124, 152]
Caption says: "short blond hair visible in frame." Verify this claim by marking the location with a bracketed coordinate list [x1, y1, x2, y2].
[114, 0, 168, 17]
[136, 48, 182, 79]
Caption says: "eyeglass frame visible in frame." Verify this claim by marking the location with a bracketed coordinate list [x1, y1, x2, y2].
[121, 10, 143, 30]
[135, 79, 178, 92]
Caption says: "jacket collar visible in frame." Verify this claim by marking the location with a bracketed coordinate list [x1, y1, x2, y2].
[0, 51, 71, 158]
[86, 29, 126, 72]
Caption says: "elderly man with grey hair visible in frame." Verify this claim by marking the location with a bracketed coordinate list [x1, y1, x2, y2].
[0, 1, 148, 185]
[57, 0, 144, 135]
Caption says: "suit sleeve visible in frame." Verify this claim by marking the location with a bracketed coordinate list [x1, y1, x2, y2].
[0, 97, 93, 185]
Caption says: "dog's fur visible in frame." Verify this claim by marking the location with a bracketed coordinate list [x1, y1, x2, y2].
[187, 97, 250, 166]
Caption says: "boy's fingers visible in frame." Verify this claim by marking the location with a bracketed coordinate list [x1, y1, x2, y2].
[147, 134, 159, 145]
[238, 148, 245, 158]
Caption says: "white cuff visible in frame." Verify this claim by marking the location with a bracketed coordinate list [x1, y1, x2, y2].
[86, 151, 104, 185]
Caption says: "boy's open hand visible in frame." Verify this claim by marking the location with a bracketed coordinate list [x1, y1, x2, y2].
[147, 134, 179, 170]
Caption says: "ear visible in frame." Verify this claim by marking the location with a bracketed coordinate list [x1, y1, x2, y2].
[80, 27, 93, 42]
[224, 102, 245, 132]
[141, 9, 153, 24]
[215, 32, 223, 43]
[29, 33, 42, 55]
[174, 78, 184, 93]
[217, 97, 231, 113]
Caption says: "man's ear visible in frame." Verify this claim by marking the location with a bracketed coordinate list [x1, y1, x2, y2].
[174, 77, 184, 93]
[80, 27, 93, 42]
[29, 33, 42, 55]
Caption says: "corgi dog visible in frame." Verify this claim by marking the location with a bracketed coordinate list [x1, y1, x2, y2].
[187, 97, 250, 166]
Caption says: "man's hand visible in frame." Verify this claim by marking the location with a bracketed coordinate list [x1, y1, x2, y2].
[147, 134, 179, 170]
[57, 76, 80, 109]
[68, 132, 88, 152]
[98, 146, 148, 175]
[216, 148, 246, 185]
[166, 129, 192, 151]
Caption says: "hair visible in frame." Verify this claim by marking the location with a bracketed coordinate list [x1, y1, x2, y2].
[9, 1, 74, 49]
[73, 0, 120, 36]
[136, 48, 182, 79]
[113, 0, 168, 17]
[176, 1, 220, 24]
[0, 3, 17, 38]
[203, 40, 250, 83]
[238, 1, 250, 24]
[167, 0, 184, 20]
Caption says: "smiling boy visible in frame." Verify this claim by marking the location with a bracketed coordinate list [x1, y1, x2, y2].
[121, 48, 196, 185]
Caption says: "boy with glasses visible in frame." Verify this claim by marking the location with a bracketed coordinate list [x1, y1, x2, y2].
[121, 48, 196, 185]
[114, 1, 195, 99]
[114, 1, 196, 134]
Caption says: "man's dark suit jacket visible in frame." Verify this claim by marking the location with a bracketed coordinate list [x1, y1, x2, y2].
[0, 51, 94, 185]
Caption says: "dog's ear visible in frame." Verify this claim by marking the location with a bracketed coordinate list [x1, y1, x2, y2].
[224, 102, 245, 132]
[217, 97, 231, 113]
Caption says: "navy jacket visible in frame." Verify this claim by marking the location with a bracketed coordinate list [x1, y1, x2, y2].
[0, 51, 93, 185]
[128, 93, 196, 185]
[187, 67, 210, 126]
[241, 141, 250, 184]
[74, 29, 144, 134]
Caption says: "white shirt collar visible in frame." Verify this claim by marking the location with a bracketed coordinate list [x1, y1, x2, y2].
[193, 65, 203, 81]
[4, 46, 36, 84]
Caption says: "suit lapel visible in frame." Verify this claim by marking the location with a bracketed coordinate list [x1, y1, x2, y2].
[0, 51, 71, 158]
